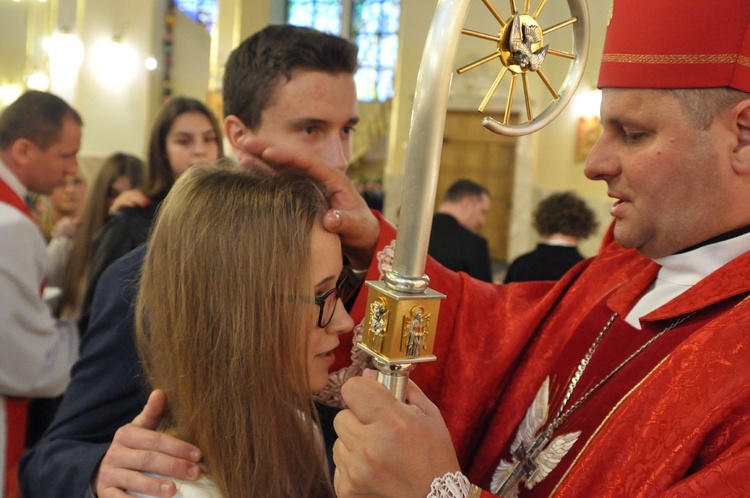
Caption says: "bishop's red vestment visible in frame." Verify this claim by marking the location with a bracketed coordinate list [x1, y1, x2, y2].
[324, 213, 750, 496]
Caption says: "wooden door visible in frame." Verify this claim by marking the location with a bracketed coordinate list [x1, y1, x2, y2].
[438, 111, 516, 262]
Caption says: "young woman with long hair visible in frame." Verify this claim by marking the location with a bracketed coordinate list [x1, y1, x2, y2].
[133, 166, 353, 497]
[81, 97, 223, 328]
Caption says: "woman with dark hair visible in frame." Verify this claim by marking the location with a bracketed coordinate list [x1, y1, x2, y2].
[80, 97, 223, 329]
[504, 191, 599, 283]
[131, 167, 352, 497]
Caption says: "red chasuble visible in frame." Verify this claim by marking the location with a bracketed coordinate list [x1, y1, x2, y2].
[329, 212, 750, 497]
[0, 178, 35, 498]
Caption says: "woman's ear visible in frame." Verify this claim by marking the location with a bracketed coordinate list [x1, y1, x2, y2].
[731, 100, 750, 175]
[223, 115, 248, 155]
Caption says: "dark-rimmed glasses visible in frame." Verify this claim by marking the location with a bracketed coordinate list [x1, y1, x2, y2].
[314, 277, 347, 328]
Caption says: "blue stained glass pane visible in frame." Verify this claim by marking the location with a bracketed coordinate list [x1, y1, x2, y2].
[357, 35, 379, 67]
[174, 0, 218, 31]
[381, 2, 400, 32]
[360, 4, 381, 32]
[287, 5, 315, 26]
[287, 0, 343, 35]
[317, 4, 343, 33]
[379, 34, 398, 67]
[355, 67, 378, 102]
[376, 68, 394, 100]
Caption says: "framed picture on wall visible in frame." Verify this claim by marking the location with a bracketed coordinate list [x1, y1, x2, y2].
[575, 115, 602, 162]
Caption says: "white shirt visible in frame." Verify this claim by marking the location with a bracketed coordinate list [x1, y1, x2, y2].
[625, 231, 750, 328]
[127, 475, 221, 498]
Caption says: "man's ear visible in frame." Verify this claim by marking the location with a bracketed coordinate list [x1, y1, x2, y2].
[731, 99, 750, 174]
[223, 115, 249, 155]
[9, 138, 35, 169]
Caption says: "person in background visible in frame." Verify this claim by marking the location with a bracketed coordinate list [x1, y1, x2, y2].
[51, 152, 145, 320]
[20, 25, 362, 498]
[428, 179, 493, 282]
[79, 97, 223, 332]
[504, 191, 598, 283]
[38, 171, 89, 242]
[0, 90, 81, 497]
[129, 167, 352, 497]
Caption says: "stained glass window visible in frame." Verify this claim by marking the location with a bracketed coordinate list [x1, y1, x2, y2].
[286, 0, 400, 102]
[174, 0, 218, 31]
[287, 0, 344, 35]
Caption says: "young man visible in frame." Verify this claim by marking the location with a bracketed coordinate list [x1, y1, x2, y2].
[19, 25, 361, 498]
[0, 91, 82, 497]
[428, 179, 493, 282]
[326, 0, 750, 495]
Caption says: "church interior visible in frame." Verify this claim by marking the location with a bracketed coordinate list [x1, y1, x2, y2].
[0, 0, 614, 272]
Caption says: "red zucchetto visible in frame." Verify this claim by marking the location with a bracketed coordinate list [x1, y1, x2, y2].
[598, 0, 750, 91]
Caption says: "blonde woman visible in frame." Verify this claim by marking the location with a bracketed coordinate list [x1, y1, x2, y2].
[132, 167, 353, 497]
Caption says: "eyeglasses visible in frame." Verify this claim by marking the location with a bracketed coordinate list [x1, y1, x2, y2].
[314, 277, 347, 328]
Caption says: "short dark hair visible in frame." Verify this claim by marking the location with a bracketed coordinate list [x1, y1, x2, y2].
[143, 96, 224, 196]
[222, 25, 359, 131]
[0, 91, 82, 151]
[533, 192, 598, 239]
[442, 179, 490, 202]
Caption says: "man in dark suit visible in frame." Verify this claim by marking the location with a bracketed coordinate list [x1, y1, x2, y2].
[428, 179, 493, 282]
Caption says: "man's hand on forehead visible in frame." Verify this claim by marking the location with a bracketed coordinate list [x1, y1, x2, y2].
[237, 135, 380, 270]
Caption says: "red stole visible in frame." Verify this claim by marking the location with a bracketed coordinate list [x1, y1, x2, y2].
[0, 178, 34, 498]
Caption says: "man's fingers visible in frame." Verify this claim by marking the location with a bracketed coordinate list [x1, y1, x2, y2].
[340, 376, 399, 423]
[238, 154, 276, 174]
[322, 208, 380, 269]
[113, 424, 201, 463]
[403, 379, 436, 417]
[132, 390, 166, 429]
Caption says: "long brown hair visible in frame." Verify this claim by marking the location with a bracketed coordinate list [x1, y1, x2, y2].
[56, 152, 145, 318]
[143, 96, 223, 196]
[136, 166, 334, 497]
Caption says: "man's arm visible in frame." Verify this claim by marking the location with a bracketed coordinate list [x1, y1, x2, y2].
[19, 245, 199, 498]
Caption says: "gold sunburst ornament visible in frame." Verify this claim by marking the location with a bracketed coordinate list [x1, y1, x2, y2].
[457, 0, 589, 136]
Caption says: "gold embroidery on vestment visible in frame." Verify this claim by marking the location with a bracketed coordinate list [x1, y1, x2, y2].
[602, 53, 750, 67]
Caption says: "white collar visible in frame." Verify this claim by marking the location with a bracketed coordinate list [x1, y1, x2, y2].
[654, 231, 750, 285]
[0, 158, 28, 200]
[625, 231, 750, 328]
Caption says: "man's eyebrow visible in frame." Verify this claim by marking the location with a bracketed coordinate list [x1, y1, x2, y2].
[286, 117, 361, 127]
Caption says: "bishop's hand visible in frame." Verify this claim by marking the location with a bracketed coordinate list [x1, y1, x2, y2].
[332, 372, 460, 498]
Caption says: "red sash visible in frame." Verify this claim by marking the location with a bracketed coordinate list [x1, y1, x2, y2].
[0, 178, 34, 498]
